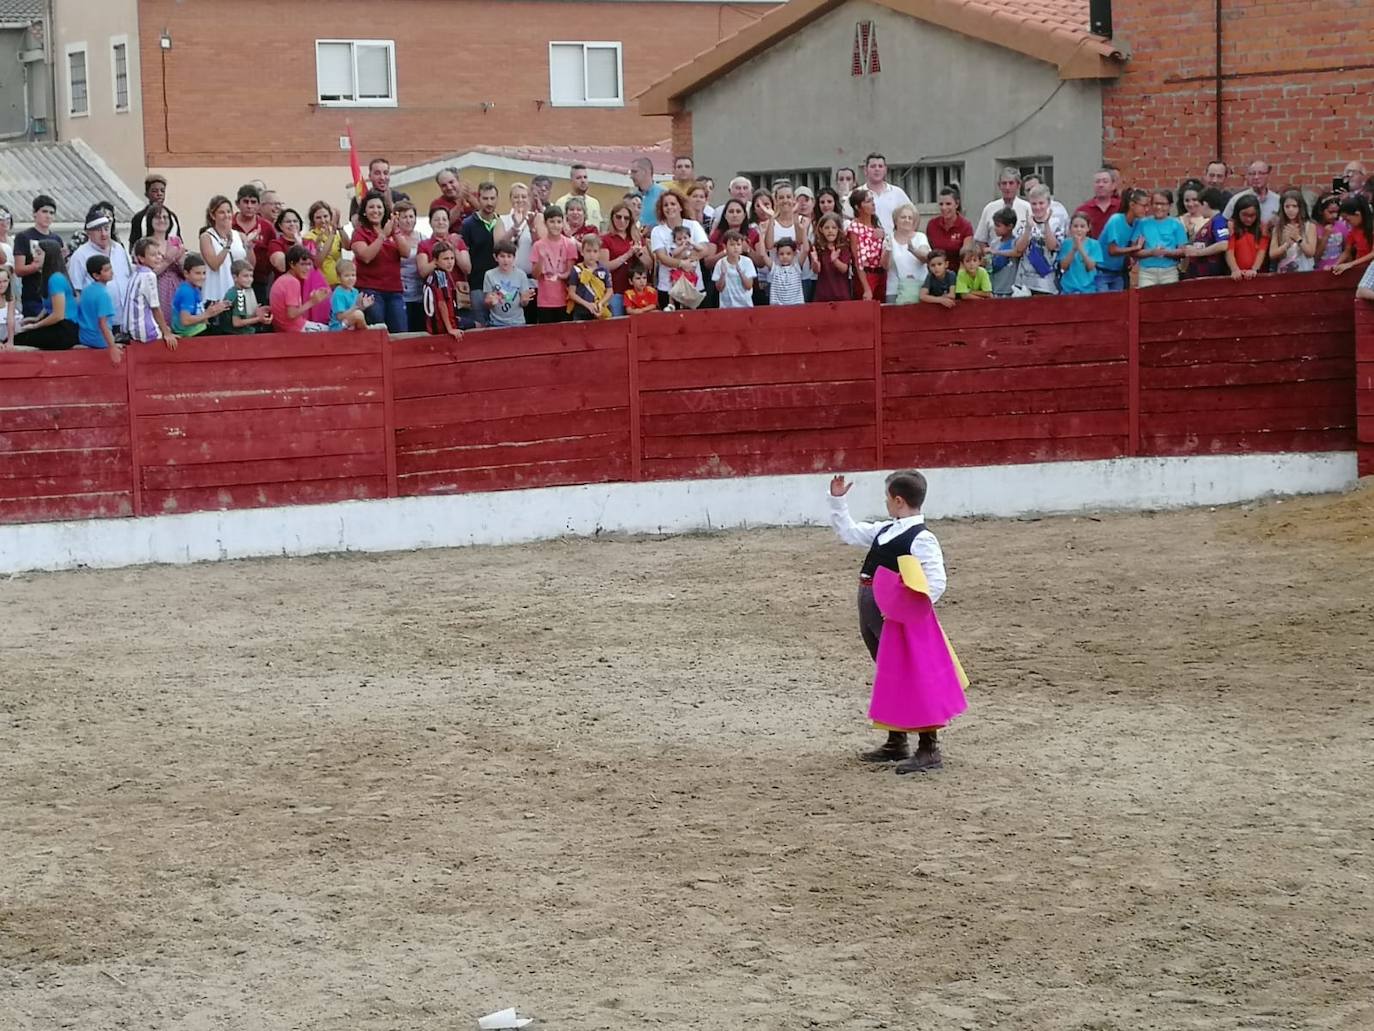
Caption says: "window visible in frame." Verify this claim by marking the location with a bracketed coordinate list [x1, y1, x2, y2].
[315, 40, 397, 106]
[65, 43, 88, 117]
[111, 37, 129, 113]
[742, 169, 831, 196]
[887, 163, 964, 205]
[548, 42, 623, 107]
[1001, 157, 1054, 193]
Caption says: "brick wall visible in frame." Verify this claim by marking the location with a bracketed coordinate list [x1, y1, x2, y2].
[1103, 0, 1374, 193]
[138, 0, 773, 168]
[670, 110, 693, 158]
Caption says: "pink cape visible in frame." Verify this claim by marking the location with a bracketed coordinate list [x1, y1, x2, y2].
[868, 564, 969, 731]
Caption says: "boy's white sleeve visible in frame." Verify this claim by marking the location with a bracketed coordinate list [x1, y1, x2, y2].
[828, 493, 882, 547]
[911, 532, 947, 604]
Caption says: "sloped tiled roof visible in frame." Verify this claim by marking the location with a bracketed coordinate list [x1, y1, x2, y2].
[639, 0, 1126, 114]
[0, 141, 141, 226]
[0, 0, 44, 24]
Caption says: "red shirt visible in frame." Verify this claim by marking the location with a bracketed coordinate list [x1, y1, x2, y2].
[236, 216, 275, 283]
[1230, 230, 1269, 272]
[269, 273, 307, 332]
[602, 232, 637, 293]
[813, 244, 853, 302]
[925, 214, 974, 263]
[624, 285, 658, 312]
[1350, 225, 1372, 259]
[1074, 197, 1122, 240]
[423, 269, 458, 334]
[352, 224, 403, 292]
[418, 234, 467, 261]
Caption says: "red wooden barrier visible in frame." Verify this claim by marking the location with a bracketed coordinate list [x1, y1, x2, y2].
[390, 320, 632, 494]
[0, 349, 134, 522]
[634, 304, 878, 479]
[1356, 300, 1374, 478]
[129, 331, 390, 515]
[882, 292, 1131, 467]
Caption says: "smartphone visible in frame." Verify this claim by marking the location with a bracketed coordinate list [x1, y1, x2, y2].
[1333, 177, 1349, 193]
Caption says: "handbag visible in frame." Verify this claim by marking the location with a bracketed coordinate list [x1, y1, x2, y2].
[668, 273, 705, 309]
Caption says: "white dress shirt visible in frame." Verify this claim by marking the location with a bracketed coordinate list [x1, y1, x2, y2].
[828, 493, 946, 603]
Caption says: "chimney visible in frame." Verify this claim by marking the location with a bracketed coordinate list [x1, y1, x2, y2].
[1090, 0, 1113, 37]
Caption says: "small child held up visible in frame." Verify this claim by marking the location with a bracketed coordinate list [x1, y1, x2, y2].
[530, 204, 579, 324]
[767, 239, 805, 306]
[954, 243, 992, 299]
[172, 253, 230, 338]
[987, 207, 1020, 297]
[567, 233, 614, 320]
[669, 224, 702, 289]
[828, 470, 967, 773]
[918, 250, 958, 308]
[76, 255, 120, 362]
[224, 259, 273, 333]
[483, 240, 535, 328]
[711, 230, 757, 309]
[330, 259, 373, 330]
[423, 241, 467, 340]
[623, 263, 659, 315]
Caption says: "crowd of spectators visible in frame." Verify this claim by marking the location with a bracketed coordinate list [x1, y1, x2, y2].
[2, 153, 1374, 356]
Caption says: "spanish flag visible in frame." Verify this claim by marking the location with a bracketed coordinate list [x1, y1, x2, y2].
[346, 122, 365, 200]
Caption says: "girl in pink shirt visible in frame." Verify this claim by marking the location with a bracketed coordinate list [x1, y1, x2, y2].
[530, 205, 578, 323]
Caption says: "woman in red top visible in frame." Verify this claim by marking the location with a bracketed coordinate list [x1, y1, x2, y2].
[925, 187, 974, 264]
[846, 188, 885, 300]
[1333, 193, 1374, 276]
[599, 202, 649, 315]
[1226, 195, 1269, 280]
[705, 199, 758, 308]
[351, 190, 412, 333]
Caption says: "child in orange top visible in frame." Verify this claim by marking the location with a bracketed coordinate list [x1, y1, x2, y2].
[1226, 195, 1268, 280]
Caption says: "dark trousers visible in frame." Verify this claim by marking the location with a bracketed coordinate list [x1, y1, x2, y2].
[857, 584, 883, 661]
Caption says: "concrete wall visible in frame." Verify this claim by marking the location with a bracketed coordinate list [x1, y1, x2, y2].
[0, 27, 27, 137]
[686, 0, 1104, 210]
[51, 0, 143, 192]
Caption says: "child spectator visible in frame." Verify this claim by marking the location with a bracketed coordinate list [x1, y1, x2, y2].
[1312, 194, 1348, 271]
[668, 225, 702, 288]
[269, 246, 331, 333]
[712, 230, 757, 308]
[1095, 189, 1148, 291]
[919, 250, 957, 308]
[1227, 195, 1269, 280]
[76, 254, 120, 361]
[811, 213, 853, 303]
[530, 205, 579, 324]
[483, 240, 535, 328]
[846, 188, 885, 301]
[566, 233, 614, 320]
[623, 263, 659, 315]
[121, 237, 176, 347]
[954, 244, 992, 299]
[14, 195, 64, 319]
[1182, 188, 1231, 278]
[768, 239, 805, 306]
[330, 259, 372, 330]
[1268, 190, 1317, 274]
[987, 208, 1020, 297]
[423, 241, 465, 340]
[172, 254, 230, 337]
[0, 267, 16, 346]
[705, 199, 758, 301]
[883, 203, 929, 304]
[224, 259, 272, 333]
[1057, 213, 1102, 294]
[1333, 194, 1374, 276]
[1013, 185, 1066, 295]
[1136, 190, 1189, 287]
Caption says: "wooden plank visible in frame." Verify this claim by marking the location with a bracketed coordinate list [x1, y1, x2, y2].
[642, 448, 880, 481]
[134, 380, 385, 415]
[1140, 381, 1354, 414]
[885, 436, 1126, 468]
[0, 376, 131, 405]
[391, 349, 627, 400]
[390, 320, 626, 368]
[1142, 357, 1353, 389]
[884, 362, 1125, 398]
[885, 410, 1128, 445]
[883, 327, 1127, 373]
[399, 456, 632, 495]
[0, 492, 134, 524]
[1136, 270, 1359, 304]
[395, 407, 628, 450]
[636, 325, 872, 362]
[0, 350, 126, 379]
[637, 350, 871, 391]
[393, 381, 629, 427]
[872, 300, 884, 467]
[137, 427, 385, 466]
[634, 302, 862, 345]
[644, 403, 875, 437]
[132, 354, 382, 392]
[142, 476, 389, 515]
[626, 316, 642, 481]
[639, 379, 873, 415]
[0, 469, 135, 500]
[0, 403, 128, 432]
[1139, 312, 1353, 343]
[0, 448, 131, 480]
[1138, 290, 1355, 324]
[884, 385, 1126, 421]
[1142, 334, 1352, 367]
[1141, 428, 1355, 457]
[124, 347, 143, 516]
[137, 402, 385, 442]
[642, 425, 875, 460]
[134, 330, 387, 363]
[1127, 283, 1140, 456]
[398, 431, 629, 475]
[1142, 406, 1353, 436]
[140, 452, 388, 491]
[880, 292, 1126, 332]
[381, 330, 398, 497]
[0, 425, 129, 453]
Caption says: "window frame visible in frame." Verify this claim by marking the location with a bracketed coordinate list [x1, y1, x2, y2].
[314, 39, 398, 108]
[886, 162, 965, 207]
[1000, 156, 1055, 195]
[110, 35, 130, 114]
[547, 41, 624, 108]
[741, 169, 831, 196]
[64, 41, 89, 118]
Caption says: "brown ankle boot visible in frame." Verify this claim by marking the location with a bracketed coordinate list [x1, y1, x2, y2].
[859, 731, 910, 763]
[895, 731, 942, 774]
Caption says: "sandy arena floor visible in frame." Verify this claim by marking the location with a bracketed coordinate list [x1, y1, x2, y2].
[2, 485, 1373, 1031]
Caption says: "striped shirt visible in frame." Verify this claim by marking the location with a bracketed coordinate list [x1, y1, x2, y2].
[423, 269, 458, 335]
[768, 261, 805, 306]
[122, 265, 161, 343]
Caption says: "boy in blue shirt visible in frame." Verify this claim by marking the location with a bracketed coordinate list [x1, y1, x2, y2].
[1058, 213, 1103, 294]
[76, 255, 121, 362]
[987, 207, 1020, 297]
[171, 254, 229, 338]
[1095, 189, 1148, 292]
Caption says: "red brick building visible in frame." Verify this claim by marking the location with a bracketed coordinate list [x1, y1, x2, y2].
[1102, 0, 1372, 190]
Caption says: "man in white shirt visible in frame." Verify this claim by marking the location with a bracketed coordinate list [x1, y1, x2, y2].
[861, 153, 911, 233]
[974, 167, 1033, 247]
[1222, 159, 1281, 225]
[67, 213, 133, 331]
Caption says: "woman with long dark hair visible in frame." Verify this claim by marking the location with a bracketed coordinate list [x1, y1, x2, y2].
[351, 189, 412, 333]
[18, 240, 80, 349]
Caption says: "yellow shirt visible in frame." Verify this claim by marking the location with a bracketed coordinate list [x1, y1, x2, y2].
[304, 227, 344, 286]
[554, 192, 603, 231]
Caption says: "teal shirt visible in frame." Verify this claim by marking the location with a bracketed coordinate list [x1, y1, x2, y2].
[1059, 237, 1103, 294]
[1096, 213, 1138, 273]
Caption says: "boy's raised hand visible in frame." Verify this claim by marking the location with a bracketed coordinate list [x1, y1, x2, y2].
[829, 474, 852, 497]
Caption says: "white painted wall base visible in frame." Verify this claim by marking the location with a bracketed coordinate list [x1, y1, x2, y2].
[0, 452, 1359, 575]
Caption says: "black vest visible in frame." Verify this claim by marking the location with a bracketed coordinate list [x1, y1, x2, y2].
[860, 523, 929, 578]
